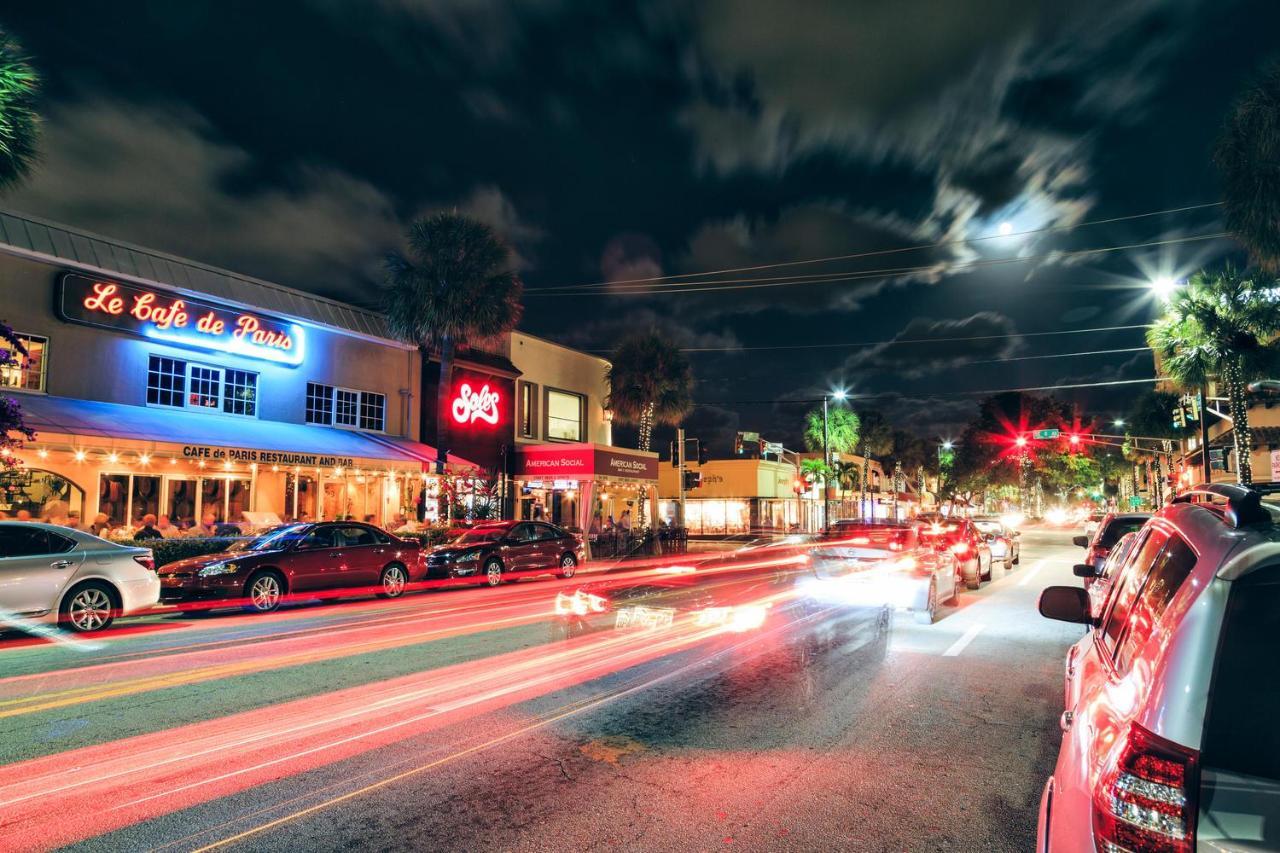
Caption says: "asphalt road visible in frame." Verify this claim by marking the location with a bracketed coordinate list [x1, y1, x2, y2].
[0, 529, 1086, 852]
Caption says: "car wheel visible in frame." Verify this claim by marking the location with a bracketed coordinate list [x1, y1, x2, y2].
[1013, 549, 1020, 565]
[378, 563, 407, 599]
[60, 581, 117, 633]
[244, 571, 284, 613]
[914, 580, 937, 625]
[964, 561, 981, 590]
[484, 559, 503, 588]
[557, 553, 577, 579]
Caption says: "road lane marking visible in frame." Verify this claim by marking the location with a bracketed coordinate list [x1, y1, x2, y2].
[942, 623, 985, 657]
[1016, 560, 1047, 587]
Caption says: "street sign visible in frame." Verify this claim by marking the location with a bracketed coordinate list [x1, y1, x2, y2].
[1128, 495, 1142, 509]
[1032, 429, 1060, 439]
[763, 441, 784, 456]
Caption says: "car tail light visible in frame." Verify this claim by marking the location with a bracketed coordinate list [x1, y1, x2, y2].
[554, 590, 609, 617]
[1093, 722, 1198, 853]
[952, 541, 970, 555]
[134, 554, 156, 571]
[695, 604, 769, 632]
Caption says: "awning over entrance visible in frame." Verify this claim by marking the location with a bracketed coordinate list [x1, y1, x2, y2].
[16, 394, 471, 468]
[513, 443, 659, 481]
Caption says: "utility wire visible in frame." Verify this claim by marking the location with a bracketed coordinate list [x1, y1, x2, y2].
[695, 376, 1166, 407]
[527, 201, 1224, 292]
[530, 232, 1228, 296]
[964, 346, 1148, 366]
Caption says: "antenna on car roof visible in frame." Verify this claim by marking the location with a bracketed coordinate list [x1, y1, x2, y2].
[1171, 483, 1270, 528]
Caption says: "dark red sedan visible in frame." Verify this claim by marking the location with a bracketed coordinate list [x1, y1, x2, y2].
[424, 520, 583, 587]
[158, 522, 425, 613]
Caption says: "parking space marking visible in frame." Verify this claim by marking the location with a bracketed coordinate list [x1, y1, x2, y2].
[1016, 560, 1046, 587]
[942, 623, 985, 657]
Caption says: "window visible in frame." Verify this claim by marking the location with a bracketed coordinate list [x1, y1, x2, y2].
[147, 356, 257, 416]
[0, 525, 74, 558]
[337, 526, 377, 547]
[306, 382, 334, 424]
[518, 381, 537, 438]
[545, 389, 584, 442]
[305, 382, 385, 432]
[359, 392, 386, 432]
[0, 333, 47, 392]
[223, 370, 258, 417]
[335, 389, 359, 427]
[1114, 534, 1196, 672]
[147, 356, 186, 408]
[1101, 528, 1167, 656]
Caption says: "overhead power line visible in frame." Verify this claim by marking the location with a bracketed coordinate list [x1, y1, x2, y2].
[695, 376, 1165, 407]
[527, 200, 1224, 292]
[530, 232, 1229, 297]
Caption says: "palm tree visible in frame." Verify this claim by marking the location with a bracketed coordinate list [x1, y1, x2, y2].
[833, 460, 860, 498]
[0, 30, 40, 191]
[604, 331, 694, 453]
[1216, 65, 1280, 272]
[383, 213, 522, 473]
[799, 457, 831, 487]
[1147, 266, 1280, 485]
[854, 410, 893, 516]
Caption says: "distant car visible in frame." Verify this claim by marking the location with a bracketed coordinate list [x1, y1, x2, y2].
[158, 522, 423, 613]
[918, 518, 993, 589]
[811, 521, 960, 624]
[0, 521, 159, 632]
[1082, 512, 1105, 538]
[972, 516, 1020, 571]
[1036, 484, 1280, 853]
[1074, 530, 1139, 621]
[1073, 511, 1151, 574]
[425, 520, 583, 587]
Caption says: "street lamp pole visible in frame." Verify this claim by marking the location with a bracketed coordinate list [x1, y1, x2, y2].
[822, 395, 830, 531]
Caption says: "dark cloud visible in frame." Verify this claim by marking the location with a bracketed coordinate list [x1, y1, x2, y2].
[845, 312, 1022, 379]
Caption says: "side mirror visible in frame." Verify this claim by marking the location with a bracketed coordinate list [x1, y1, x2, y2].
[1038, 586, 1093, 625]
[1072, 563, 1097, 578]
[1072, 535, 1089, 548]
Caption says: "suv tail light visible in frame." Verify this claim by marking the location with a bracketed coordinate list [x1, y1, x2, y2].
[1093, 723, 1198, 852]
[951, 541, 970, 555]
[134, 554, 156, 571]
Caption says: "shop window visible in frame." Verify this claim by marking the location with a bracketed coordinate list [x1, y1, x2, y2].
[360, 392, 386, 432]
[166, 478, 198, 526]
[0, 333, 47, 392]
[518, 381, 538, 438]
[0, 468, 84, 519]
[147, 356, 257, 417]
[129, 475, 161, 523]
[545, 389, 584, 442]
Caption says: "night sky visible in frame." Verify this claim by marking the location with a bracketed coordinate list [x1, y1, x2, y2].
[3, 0, 1275, 453]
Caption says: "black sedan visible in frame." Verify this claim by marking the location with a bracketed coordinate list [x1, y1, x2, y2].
[424, 520, 584, 587]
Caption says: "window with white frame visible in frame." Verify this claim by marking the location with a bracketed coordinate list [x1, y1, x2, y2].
[545, 388, 585, 442]
[146, 355, 257, 416]
[305, 382, 386, 432]
[0, 333, 48, 392]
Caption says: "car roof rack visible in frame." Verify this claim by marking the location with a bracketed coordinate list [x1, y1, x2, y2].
[1171, 483, 1272, 528]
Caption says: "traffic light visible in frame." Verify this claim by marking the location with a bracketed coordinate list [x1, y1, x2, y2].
[1068, 433, 1081, 449]
[683, 470, 702, 491]
[793, 477, 805, 494]
[1015, 435, 1028, 448]
[670, 440, 679, 467]
[734, 433, 743, 456]
[698, 442, 709, 465]
[1173, 401, 1187, 428]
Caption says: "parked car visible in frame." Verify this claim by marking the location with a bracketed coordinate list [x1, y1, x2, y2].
[157, 522, 423, 613]
[1072, 511, 1151, 575]
[918, 518, 993, 589]
[1073, 530, 1140, 621]
[972, 516, 1021, 571]
[1036, 483, 1280, 852]
[0, 521, 159, 632]
[1082, 511, 1105, 538]
[811, 521, 959, 624]
[425, 520, 583, 587]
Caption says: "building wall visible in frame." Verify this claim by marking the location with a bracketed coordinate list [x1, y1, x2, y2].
[508, 332, 611, 447]
[0, 253, 420, 438]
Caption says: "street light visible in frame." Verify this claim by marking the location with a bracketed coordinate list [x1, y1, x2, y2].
[997, 221, 1015, 236]
[1151, 275, 1178, 300]
[1113, 418, 1125, 428]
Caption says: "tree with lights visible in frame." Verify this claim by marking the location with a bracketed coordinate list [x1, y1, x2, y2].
[1148, 266, 1280, 485]
[1, 323, 34, 468]
[853, 410, 893, 518]
[383, 213, 523, 476]
[0, 29, 39, 192]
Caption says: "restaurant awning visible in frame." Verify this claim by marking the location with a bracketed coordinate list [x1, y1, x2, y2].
[16, 394, 473, 468]
[513, 442, 659, 481]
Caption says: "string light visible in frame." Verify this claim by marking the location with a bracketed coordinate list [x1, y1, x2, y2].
[74, 450, 87, 462]
[169, 457, 177, 465]
[37, 448, 48, 459]
[198, 459, 206, 468]
[223, 460, 233, 471]
[271, 464, 280, 472]
[138, 454, 151, 465]
[333, 467, 344, 477]
[106, 451, 119, 464]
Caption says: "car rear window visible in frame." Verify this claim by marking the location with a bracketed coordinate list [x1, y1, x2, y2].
[1202, 571, 1280, 780]
[1098, 517, 1147, 548]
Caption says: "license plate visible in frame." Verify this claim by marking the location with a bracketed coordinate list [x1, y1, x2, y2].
[615, 606, 675, 630]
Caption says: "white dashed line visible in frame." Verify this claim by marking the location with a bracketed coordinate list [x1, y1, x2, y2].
[1016, 560, 1046, 587]
[942, 623, 985, 657]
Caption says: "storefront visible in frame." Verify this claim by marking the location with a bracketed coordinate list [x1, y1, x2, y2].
[657, 458, 826, 535]
[512, 443, 659, 534]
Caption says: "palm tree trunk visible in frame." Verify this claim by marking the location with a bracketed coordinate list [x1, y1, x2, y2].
[860, 446, 869, 520]
[1225, 359, 1253, 485]
[434, 336, 455, 477]
[636, 401, 655, 528]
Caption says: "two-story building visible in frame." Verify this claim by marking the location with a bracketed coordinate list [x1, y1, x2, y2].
[0, 210, 466, 528]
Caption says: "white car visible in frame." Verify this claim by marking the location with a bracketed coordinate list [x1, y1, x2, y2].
[1082, 512, 1104, 539]
[0, 521, 160, 632]
[1036, 484, 1280, 852]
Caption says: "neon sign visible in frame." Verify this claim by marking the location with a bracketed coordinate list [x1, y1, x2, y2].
[451, 382, 501, 426]
[58, 274, 305, 366]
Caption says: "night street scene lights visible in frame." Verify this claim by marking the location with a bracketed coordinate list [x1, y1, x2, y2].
[1150, 275, 1179, 300]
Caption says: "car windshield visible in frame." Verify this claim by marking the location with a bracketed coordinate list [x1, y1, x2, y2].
[233, 524, 310, 552]
[450, 528, 506, 545]
[1098, 517, 1148, 547]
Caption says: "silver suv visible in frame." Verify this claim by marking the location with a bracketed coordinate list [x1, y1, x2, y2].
[1036, 484, 1280, 852]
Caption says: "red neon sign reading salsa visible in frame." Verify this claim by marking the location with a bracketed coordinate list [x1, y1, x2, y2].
[58, 274, 304, 365]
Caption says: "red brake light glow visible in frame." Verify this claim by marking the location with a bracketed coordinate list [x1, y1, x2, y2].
[1093, 722, 1197, 853]
[134, 555, 156, 571]
[951, 541, 970, 555]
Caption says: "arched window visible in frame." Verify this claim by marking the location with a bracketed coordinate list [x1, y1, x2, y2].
[0, 468, 86, 520]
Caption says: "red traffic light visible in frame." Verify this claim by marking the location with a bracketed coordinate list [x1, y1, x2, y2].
[1068, 434, 1081, 445]
[792, 478, 805, 494]
[1015, 436, 1028, 447]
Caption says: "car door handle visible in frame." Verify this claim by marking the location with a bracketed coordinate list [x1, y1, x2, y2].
[50, 559, 73, 570]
